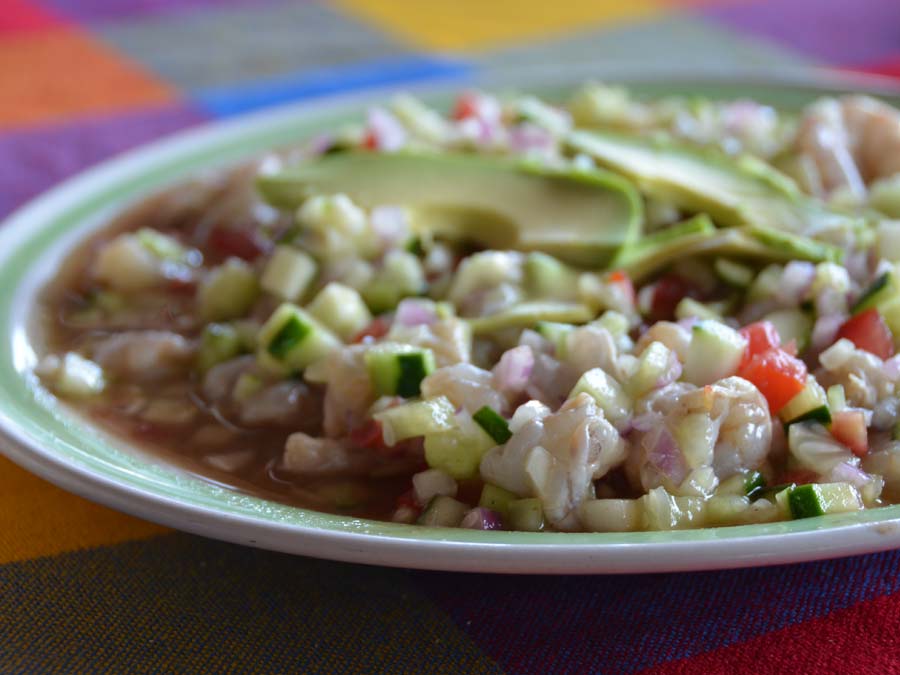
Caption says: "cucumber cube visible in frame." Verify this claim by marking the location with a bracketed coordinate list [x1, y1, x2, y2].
[472, 406, 512, 444]
[306, 282, 372, 341]
[569, 368, 630, 426]
[199, 258, 259, 321]
[682, 320, 747, 386]
[508, 498, 545, 532]
[479, 484, 518, 518]
[257, 303, 340, 371]
[260, 245, 317, 302]
[417, 495, 469, 527]
[365, 343, 436, 398]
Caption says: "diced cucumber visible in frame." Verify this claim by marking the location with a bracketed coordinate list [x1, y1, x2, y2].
[306, 282, 372, 341]
[747, 264, 784, 303]
[591, 310, 630, 339]
[260, 245, 317, 302]
[507, 498, 545, 532]
[417, 495, 469, 527]
[374, 396, 456, 445]
[642, 487, 706, 530]
[627, 341, 676, 398]
[870, 174, 900, 218]
[535, 321, 575, 357]
[682, 320, 747, 386]
[852, 271, 893, 314]
[472, 406, 512, 444]
[136, 228, 192, 263]
[363, 251, 426, 313]
[784, 483, 862, 519]
[524, 252, 578, 300]
[365, 342, 436, 398]
[779, 376, 830, 426]
[876, 220, 900, 261]
[569, 368, 631, 427]
[673, 413, 715, 470]
[423, 414, 494, 479]
[674, 297, 721, 321]
[705, 495, 751, 526]
[763, 308, 813, 353]
[257, 303, 340, 372]
[479, 484, 518, 518]
[411, 468, 457, 505]
[199, 258, 260, 322]
[827, 384, 846, 413]
[743, 470, 766, 496]
[714, 258, 754, 288]
[578, 498, 642, 532]
[198, 323, 242, 372]
[468, 302, 593, 335]
[38, 352, 106, 398]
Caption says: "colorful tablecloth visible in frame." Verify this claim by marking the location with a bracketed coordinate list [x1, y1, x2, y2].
[3, 1, 900, 672]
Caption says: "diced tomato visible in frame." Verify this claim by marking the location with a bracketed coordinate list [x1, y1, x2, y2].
[349, 419, 389, 452]
[650, 274, 693, 321]
[836, 308, 894, 360]
[738, 348, 807, 414]
[396, 489, 418, 511]
[352, 316, 390, 343]
[830, 409, 869, 457]
[452, 93, 480, 120]
[361, 130, 378, 150]
[208, 226, 268, 261]
[739, 321, 781, 365]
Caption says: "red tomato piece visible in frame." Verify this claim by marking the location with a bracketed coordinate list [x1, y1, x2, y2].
[738, 348, 807, 414]
[650, 274, 693, 321]
[830, 409, 869, 457]
[349, 419, 388, 451]
[361, 129, 378, 150]
[352, 316, 390, 343]
[776, 469, 819, 486]
[396, 489, 419, 511]
[208, 226, 268, 261]
[836, 308, 894, 360]
[452, 92, 481, 120]
[739, 321, 782, 365]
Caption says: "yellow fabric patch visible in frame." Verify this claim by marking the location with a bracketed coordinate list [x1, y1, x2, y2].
[335, 0, 664, 51]
[0, 456, 168, 564]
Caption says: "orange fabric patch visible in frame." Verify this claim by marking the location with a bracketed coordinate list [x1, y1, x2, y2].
[0, 28, 176, 130]
[0, 455, 168, 564]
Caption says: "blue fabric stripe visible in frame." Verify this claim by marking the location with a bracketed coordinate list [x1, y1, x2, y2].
[193, 55, 473, 117]
[414, 549, 900, 675]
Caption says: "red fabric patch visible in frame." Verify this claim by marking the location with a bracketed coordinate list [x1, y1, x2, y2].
[0, 0, 65, 34]
[642, 592, 900, 674]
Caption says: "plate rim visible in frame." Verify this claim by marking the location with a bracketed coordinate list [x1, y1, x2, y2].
[4, 68, 900, 574]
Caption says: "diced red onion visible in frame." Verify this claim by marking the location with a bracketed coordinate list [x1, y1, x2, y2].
[631, 412, 663, 432]
[366, 107, 407, 151]
[519, 328, 553, 355]
[845, 250, 870, 283]
[509, 123, 556, 154]
[646, 427, 687, 483]
[493, 345, 535, 394]
[395, 298, 437, 327]
[371, 205, 410, 249]
[776, 261, 816, 306]
[827, 460, 871, 488]
[676, 316, 699, 330]
[460, 507, 503, 530]
[811, 313, 847, 354]
[655, 353, 682, 389]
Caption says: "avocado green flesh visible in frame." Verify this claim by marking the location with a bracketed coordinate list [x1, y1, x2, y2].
[567, 130, 858, 238]
[258, 152, 642, 267]
[613, 216, 839, 281]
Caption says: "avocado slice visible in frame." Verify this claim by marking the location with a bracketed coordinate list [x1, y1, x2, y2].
[567, 130, 858, 238]
[466, 301, 594, 335]
[613, 214, 840, 281]
[257, 152, 642, 267]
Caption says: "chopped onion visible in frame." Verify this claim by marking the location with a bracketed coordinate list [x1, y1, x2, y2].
[884, 356, 900, 381]
[776, 261, 816, 306]
[460, 507, 503, 530]
[395, 298, 437, 327]
[631, 412, 663, 433]
[493, 345, 535, 394]
[412, 468, 457, 506]
[370, 205, 410, 249]
[811, 313, 846, 353]
[827, 461, 871, 488]
[646, 427, 687, 483]
[508, 123, 555, 154]
[366, 107, 407, 151]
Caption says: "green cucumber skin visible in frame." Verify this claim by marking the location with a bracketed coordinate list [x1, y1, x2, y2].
[743, 471, 766, 496]
[852, 272, 891, 313]
[395, 352, 430, 398]
[788, 484, 825, 519]
[473, 406, 512, 444]
[784, 405, 832, 429]
[267, 315, 311, 358]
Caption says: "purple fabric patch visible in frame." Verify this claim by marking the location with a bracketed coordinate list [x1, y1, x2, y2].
[701, 0, 900, 66]
[37, 0, 281, 22]
[0, 103, 207, 220]
[414, 550, 900, 674]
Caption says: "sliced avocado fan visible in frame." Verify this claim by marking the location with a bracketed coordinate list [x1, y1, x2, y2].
[567, 129, 860, 238]
[257, 151, 642, 267]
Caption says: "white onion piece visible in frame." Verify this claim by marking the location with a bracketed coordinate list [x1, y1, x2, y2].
[811, 313, 847, 353]
[776, 261, 816, 306]
[366, 107, 407, 151]
[493, 345, 535, 395]
[395, 298, 437, 327]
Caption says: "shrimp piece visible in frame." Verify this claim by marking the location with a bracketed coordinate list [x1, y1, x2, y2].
[92, 330, 193, 382]
[480, 393, 626, 530]
[635, 321, 692, 363]
[793, 95, 900, 196]
[627, 377, 772, 494]
[420, 363, 508, 414]
[817, 338, 896, 408]
[306, 345, 374, 438]
[282, 433, 373, 476]
[388, 318, 472, 366]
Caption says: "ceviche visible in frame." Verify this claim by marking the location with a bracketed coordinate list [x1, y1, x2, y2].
[36, 84, 900, 533]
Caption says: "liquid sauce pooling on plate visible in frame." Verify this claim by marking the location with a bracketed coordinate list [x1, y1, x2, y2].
[35, 85, 900, 532]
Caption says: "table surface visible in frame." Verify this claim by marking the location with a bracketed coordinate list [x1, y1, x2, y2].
[3, 1, 900, 673]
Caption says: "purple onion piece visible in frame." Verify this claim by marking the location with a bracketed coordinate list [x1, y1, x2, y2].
[460, 507, 503, 530]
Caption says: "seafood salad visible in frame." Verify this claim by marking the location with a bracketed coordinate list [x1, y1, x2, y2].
[36, 83, 900, 532]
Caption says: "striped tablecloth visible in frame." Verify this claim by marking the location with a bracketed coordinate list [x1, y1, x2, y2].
[3, 2, 900, 672]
